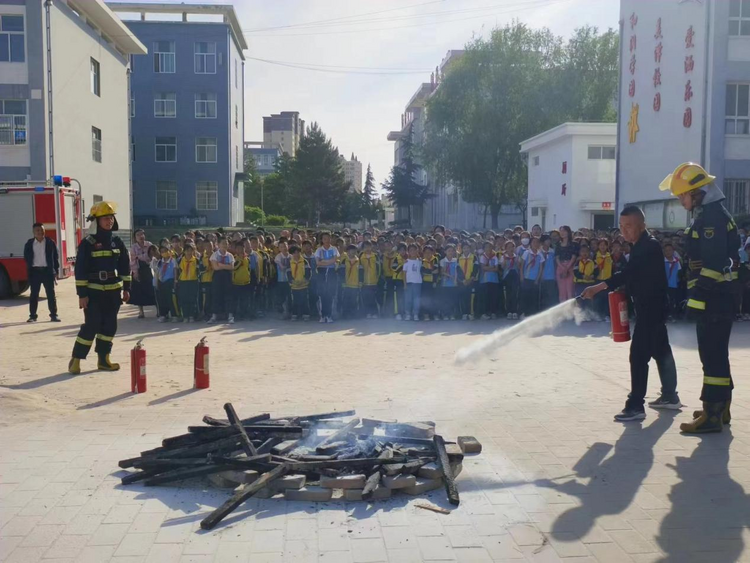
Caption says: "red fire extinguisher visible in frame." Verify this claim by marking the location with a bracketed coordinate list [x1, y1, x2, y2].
[194, 337, 210, 389]
[609, 291, 631, 343]
[131, 339, 147, 393]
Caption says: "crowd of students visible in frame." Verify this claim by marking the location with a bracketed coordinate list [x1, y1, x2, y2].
[127, 223, 750, 325]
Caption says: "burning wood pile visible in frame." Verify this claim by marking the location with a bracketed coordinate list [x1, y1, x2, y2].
[118, 405, 480, 530]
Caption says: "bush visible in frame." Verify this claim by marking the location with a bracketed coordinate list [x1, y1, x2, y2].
[244, 206, 265, 224]
[265, 214, 289, 226]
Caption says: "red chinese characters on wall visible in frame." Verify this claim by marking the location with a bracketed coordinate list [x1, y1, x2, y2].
[654, 92, 661, 112]
[653, 17, 662, 113]
[683, 25, 695, 128]
[629, 12, 638, 100]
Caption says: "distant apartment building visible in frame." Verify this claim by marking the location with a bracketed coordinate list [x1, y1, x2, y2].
[263, 111, 304, 157]
[0, 0, 146, 237]
[244, 141, 281, 177]
[339, 153, 363, 193]
[110, 3, 247, 227]
[387, 50, 521, 230]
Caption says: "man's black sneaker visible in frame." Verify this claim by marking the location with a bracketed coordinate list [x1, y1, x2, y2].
[614, 408, 646, 422]
[648, 396, 682, 410]
[27, 317, 37, 323]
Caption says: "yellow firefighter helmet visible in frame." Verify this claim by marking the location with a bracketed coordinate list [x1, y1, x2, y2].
[88, 201, 117, 220]
[659, 163, 716, 196]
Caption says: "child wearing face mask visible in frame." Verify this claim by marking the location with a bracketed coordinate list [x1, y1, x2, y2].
[515, 231, 531, 259]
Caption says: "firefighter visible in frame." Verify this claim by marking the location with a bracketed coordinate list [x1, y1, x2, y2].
[659, 163, 741, 434]
[68, 202, 131, 374]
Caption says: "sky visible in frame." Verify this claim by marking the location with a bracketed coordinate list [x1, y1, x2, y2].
[123, 0, 621, 191]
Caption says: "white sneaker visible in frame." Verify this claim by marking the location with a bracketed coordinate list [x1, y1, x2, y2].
[291, 315, 298, 321]
[183, 318, 189, 323]
[171, 317, 180, 323]
[158, 316, 166, 323]
[450, 316, 456, 321]
[468, 315, 474, 321]
[424, 315, 430, 321]
[481, 314, 490, 320]
[207, 314, 217, 324]
[326, 317, 334, 323]
[404, 314, 412, 321]
[228, 315, 235, 324]
[319, 317, 326, 323]
[462, 314, 468, 321]
[507, 313, 513, 320]
[512, 313, 518, 320]
[395, 314, 403, 321]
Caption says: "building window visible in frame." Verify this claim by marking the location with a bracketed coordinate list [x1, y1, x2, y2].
[726, 84, 749, 135]
[0, 15, 24, 63]
[130, 135, 135, 162]
[153, 40, 175, 73]
[533, 156, 539, 166]
[154, 93, 176, 118]
[155, 136, 176, 162]
[156, 180, 178, 210]
[235, 105, 238, 128]
[196, 181, 218, 211]
[90, 58, 101, 97]
[92, 127, 102, 163]
[196, 137, 217, 163]
[0, 100, 26, 146]
[130, 96, 135, 118]
[729, 0, 750, 36]
[194, 42, 216, 74]
[725, 179, 750, 215]
[195, 93, 217, 118]
[588, 146, 616, 160]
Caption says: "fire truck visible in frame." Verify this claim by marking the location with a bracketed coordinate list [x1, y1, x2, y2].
[0, 176, 83, 299]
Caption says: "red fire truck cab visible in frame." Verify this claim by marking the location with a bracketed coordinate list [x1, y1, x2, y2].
[0, 178, 83, 299]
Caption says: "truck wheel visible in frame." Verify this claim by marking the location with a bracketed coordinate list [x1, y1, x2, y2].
[0, 267, 10, 299]
[15, 281, 29, 295]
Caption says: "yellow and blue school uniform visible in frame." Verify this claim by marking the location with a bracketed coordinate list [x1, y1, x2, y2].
[177, 255, 199, 319]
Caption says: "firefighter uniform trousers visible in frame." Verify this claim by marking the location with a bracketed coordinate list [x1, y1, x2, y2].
[72, 232, 131, 360]
[684, 199, 741, 403]
[73, 291, 122, 359]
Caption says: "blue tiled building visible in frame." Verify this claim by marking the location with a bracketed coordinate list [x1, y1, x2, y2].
[110, 3, 247, 227]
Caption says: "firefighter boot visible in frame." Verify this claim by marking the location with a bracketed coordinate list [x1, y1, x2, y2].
[68, 358, 81, 375]
[681, 401, 725, 434]
[97, 354, 120, 371]
[692, 399, 731, 426]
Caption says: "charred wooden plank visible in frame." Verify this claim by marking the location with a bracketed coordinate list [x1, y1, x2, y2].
[257, 437, 282, 455]
[202, 413, 270, 427]
[361, 470, 382, 500]
[121, 468, 165, 485]
[316, 418, 360, 449]
[143, 454, 270, 487]
[143, 436, 243, 460]
[316, 440, 350, 455]
[200, 464, 289, 530]
[224, 403, 258, 457]
[433, 435, 459, 506]
[278, 456, 408, 472]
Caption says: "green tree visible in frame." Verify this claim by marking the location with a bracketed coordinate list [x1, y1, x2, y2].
[382, 124, 432, 227]
[242, 149, 262, 209]
[361, 163, 378, 226]
[288, 123, 349, 225]
[340, 192, 365, 227]
[423, 22, 618, 229]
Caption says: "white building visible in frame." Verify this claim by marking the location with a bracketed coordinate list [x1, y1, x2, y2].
[339, 153, 363, 193]
[617, 0, 750, 228]
[520, 123, 617, 232]
[0, 0, 147, 239]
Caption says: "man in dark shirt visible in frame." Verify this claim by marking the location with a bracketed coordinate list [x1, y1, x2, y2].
[582, 206, 680, 421]
[23, 223, 60, 323]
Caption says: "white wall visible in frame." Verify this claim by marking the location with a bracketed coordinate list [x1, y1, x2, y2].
[228, 34, 243, 225]
[618, 0, 708, 211]
[50, 3, 132, 230]
[571, 135, 616, 205]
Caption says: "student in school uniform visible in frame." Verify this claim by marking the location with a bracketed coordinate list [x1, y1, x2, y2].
[249, 236, 265, 318]
[420, 245, 439, 320]
[314, 232, 340, 323]
[478, 242, 500, 320]
[573, 244, 599, 314]
[391, 243, 407, 320]
[663, 242, 682, 321]
[595, 239, 614, 320]
[198, 239, 214, 320]
[539, 235, 558, 310]
[208, 237, 235, 324]
[176, 242, 200, 322]
[403, 243, 423, 321]
[458, 242, 478, 320]
[287, 244, 312, 321]
[232, 241, 252, 321]
[520, 237, 545, 319]
[440, 244, 461, 320]
[301, 240, 318, 319]
[274, 241, 292, 319]
[380, 239, 395, 317]
[340, 244, 361, 319]
[500, 241, 521, 320]
[515, 231, 532, 259]
[359, 240, 380, 319]
[155, 246, 178, 323]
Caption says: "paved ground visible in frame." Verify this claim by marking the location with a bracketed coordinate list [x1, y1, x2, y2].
[1, 277, 750, 563]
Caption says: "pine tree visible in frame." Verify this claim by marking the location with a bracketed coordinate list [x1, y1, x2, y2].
[361, 164, 377, 226]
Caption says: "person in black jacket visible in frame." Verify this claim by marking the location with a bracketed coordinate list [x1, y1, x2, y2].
[659, 163, 741, 434]
[68, 202, 131, 375]
[23, 223, 60, 322]
[582, 206, 680, 422]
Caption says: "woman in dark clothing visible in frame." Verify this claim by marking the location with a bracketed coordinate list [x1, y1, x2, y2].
[129, 229, 156, 317]
[555, 225, 579, 302]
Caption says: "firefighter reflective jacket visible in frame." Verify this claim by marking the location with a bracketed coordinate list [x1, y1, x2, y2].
[74, 231, 131, 297]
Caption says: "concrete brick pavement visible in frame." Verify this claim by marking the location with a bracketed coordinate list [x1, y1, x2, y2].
[1, 279, 750, 562]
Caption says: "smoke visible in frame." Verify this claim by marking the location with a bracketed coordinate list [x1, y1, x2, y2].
[454, 299, 593, 364]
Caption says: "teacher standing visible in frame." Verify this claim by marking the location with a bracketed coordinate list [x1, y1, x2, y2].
[582, 206, 681, 422]
[129, 229, 156, 318]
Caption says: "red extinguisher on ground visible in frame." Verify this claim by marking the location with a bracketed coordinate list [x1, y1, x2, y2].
[609, 291, 631, 343]
[131, 339, 147, 393]
[194, 337, 210, 389]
